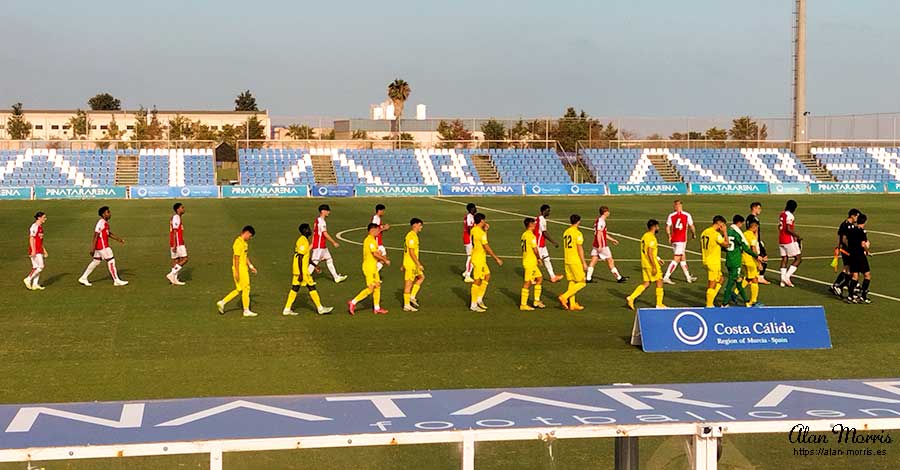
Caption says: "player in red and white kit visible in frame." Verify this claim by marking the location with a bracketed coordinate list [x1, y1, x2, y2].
[662, 199, 697, 284]
[309, 204, 348, 283]
[24, 211, 48, 290]
[462, 203, 477, 283]
[166, 202, 188, 286]
[778, 199, 802, 287]
[78, 206, 128, 287]
[371, 203, 391, 272]
[586, 206, 627, 283]
[534, 204, 564, 283]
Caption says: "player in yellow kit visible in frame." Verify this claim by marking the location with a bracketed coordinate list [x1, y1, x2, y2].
[700, 216, 730, 307]
[469, 213, 503, 312]
[283, 223, 334, 316]
[348, 223, 391, 315]
[520, 218, 545, 311]
[742, 218, 765, 306]
[403, 218, 425, 312]
[217, 225, 258, 317]
[626, 219, 665, 310]
[558, 214, 587, 311]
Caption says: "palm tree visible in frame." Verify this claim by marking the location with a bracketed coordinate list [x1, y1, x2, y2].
[387, 78, 411, 136]
[286, 124, 315, 140]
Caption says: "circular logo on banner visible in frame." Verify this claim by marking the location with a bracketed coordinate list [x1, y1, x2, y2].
[775, 184, 784, 193]
[570, 185, 580, 194]
[136, 188, 148, 197]
[318, 186, 328, 196]
[672, 311, 708, 345]
[531, 185, 541, 194]
[181, 187, 191, 197]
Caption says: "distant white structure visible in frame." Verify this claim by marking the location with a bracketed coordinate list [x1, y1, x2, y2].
[416, 104, 427, 120]
[370, 100, 426, 120]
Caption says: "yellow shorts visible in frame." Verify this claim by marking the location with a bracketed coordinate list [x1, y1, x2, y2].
[743, 263, 759, 280]
[232, 270, 250, 290]
[523, 263, 541, 283]
[472, 262, 490, 280]
[565, 262, 585, 282]
[705, 265, 722, 284]
[363, 266, 381, 286]
[641, 266, 662, 282]
[403, 263, 423, 281]
[291, 272, 315, 287]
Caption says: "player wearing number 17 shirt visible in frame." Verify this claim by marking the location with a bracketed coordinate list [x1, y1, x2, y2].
[663, 199, 697, 284]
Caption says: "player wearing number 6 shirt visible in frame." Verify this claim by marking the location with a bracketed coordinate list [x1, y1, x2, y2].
[663, 199, 697, 284]
[166, 203, 187, 286]
[24, 211, 48, 291]
[586, 206, 626, 283]
[78, 206, 128, 287]
[371, 204, 391, 272]
[309, 204, 348, 283]
[462, 203, 477, 283]
[778, 199, 802, 287]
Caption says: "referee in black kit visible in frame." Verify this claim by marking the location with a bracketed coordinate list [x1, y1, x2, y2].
[747, 202, 769, 284]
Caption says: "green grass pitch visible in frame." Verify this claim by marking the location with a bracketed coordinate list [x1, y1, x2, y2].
[1, 194, 899, 469]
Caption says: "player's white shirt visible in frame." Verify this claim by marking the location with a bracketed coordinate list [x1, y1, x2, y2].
[372, 214, 381, 225]
[29, 223, 40, 238]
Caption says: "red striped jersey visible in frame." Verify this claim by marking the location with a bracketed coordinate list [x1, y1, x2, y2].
[778, 211, 796, 244]
[312, 216, 327, 249]
[94, 219, 110, 250]
[462, 213, 475, 244]
[593, 217, 608, 249]
[533, 215, 548, 248]
[371, 214, 384, 246]
[666, 211, 693, 243]
[170, 214, 184, 247]
[29, 223, 44, 255]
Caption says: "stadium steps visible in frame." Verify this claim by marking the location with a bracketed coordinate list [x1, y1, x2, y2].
[798, 153, 836, 182]
[647, 153, 683, 183]
[114, 155, 139, 185]
[311, 154, 337, 184]
[470, 154, 501, 183]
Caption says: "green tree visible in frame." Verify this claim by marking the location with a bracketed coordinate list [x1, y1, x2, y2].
[508, 119, 530, 142]
[382, 133, 415, 149]
[132, 106, 149, 140]
[351, 129, 369, 140]
[596, 122, 619, 141]
[68, 109, 89, 138]
[705, 127, 728, 141]
[387, 78, 411, 137]
[669, 131, 703, 140]
[88, 93, 121, 111]
[436, 119, 473, 147]
[234, 90, 259, 112]
[97, 115, 125, 149]
[147, 107, 164, 141]
[322, 129, 336, 140]
[6, 103, 32, 139]
[552, 108, 589, 150]
[480, 119, 506, 143]
[192, 121, 218, 142]
[286, 124, 316, 140]
[646, 133, 663, 141]
[168, 115, 194, 140]
[729, 116, 767, 141]
[238, 115, 266, 140]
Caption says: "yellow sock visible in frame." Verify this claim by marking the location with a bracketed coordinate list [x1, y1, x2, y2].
[574, 281, 586, 295]
[712, 283, 722, 299]
[655, 287, 664, 306]
[628, 284, 647, 300]
[222, 289, 240, 304]
[470, 284, 479, 305]
[404, 293, 411, 306]
[309, 290, 322, 309]
[373, 287, 381, 308]
[705, 288, 716, 307]
[520, 288, 529, 306]
[534, 284, 542, 302]
[284, 290, 298, 310]
[411, 284, 421, 299]
[241, 287, 251, 311]
[741, 279, 749, 288]
[750, 283, 759, 304]
[352, 288, 371, 304]
[479, 282, 489, 301]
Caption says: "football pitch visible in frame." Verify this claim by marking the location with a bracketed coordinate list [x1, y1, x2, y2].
[1, 194, 899, 469]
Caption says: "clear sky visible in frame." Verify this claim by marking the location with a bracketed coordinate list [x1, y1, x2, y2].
[2, 0, 898, 120]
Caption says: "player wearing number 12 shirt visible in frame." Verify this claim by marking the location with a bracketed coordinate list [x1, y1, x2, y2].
[663, 199, 697, 284]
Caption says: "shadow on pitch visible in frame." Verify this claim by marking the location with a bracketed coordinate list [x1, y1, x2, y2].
[41, 273, 68, 286]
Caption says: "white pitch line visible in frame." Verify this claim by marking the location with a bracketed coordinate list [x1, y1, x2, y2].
[430, 197, 900, 303]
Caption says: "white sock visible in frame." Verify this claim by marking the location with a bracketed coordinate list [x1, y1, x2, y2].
[308, 263, 316, 275]
[543, 258, 556, 277]
[81, 259, 101, 279]
[787, 265, 798, 279]
[464, 256, 472, 276]
[326, 259, 340, 278]
[586, 266, 594, 281]
[780, 267, 787, 281]
[680, 261, 691, 278]
[32, 271, 41, 286]
[664, 261, 677, 279]
[376, 262, 384, 271]
[611, 267, 621, 279]
[107, 259, 121, 282]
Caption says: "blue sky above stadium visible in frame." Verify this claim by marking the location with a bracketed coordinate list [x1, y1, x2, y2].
[3, 0, 898, 119]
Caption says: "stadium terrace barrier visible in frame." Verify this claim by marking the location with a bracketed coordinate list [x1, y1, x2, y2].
[2, 379, 900, 470]
[7, 183, 900, 200]
[631, 306, 832, 352]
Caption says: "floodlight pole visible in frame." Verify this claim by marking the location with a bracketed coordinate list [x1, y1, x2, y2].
[792, 0, 808, 156]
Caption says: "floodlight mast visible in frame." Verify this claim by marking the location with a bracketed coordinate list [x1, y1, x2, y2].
[792, 0, 808, 156]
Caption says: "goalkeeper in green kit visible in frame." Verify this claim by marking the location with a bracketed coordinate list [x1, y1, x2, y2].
[722, 215, 764, 307]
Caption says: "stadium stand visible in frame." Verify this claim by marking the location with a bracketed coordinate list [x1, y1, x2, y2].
[581, 149, 666, 184]
[238, 148, 316, 186]
[139, 148, 215, 186]
[0, 148, 116, 187]
[812, 147, 900, 182]
[334, 149, 425, 185]
[459, 149, 569, 184]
